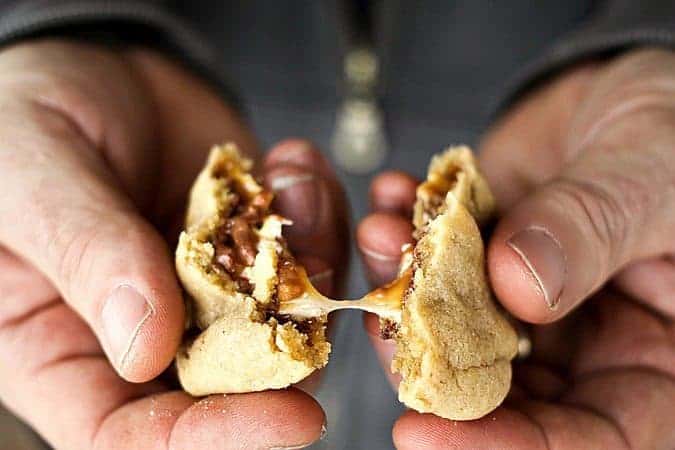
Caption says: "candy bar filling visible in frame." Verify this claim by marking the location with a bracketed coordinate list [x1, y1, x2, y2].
[207, 167, 324, 350]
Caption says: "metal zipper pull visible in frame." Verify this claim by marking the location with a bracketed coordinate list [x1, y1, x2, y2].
[332, 47, 388, 174]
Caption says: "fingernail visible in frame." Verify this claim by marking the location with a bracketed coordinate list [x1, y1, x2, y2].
[267, 167, 322, 234]
[101, 285, 152, 372]
[269, 172, 315, 191]
[359, 246, 401, 262]
[506, 227, 566, 309]
[265, 139, 326, 171]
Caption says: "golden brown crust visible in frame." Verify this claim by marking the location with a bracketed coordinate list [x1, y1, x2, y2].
[175, 144, 330, 396]
[413, 146, 495, 230]
[394, 146, 518, 420]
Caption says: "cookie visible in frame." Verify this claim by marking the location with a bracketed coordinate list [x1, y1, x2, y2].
[392, 146, 518, 420]
[175, 144, 330, 395]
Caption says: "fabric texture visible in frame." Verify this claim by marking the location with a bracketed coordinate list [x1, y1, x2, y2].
[500, 0, 675, 112]
[2, 1, 675, 113]
[0, 0, 240, 108]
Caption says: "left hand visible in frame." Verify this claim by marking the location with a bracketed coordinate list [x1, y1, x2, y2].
[0, 40, 348, 450]
[358, 48, 675, 449]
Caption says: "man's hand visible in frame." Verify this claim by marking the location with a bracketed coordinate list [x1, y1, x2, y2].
[358, 48, 675, 449]
[0, 40, 347, 449]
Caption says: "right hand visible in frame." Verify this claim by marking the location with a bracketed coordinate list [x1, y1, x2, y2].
[0, 39, 347, 449]
[357, 49, 675, 449]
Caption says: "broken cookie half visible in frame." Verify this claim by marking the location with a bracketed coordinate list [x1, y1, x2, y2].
[389, 147, 518, 420]
[176, 143, 518, 421]
[175, 144, 330, 395]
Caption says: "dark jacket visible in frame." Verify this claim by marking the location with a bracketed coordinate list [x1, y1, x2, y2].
[2, 2, 673, 448]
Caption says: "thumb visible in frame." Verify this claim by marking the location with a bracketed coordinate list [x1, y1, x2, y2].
[0, 81, 183, 382]
[488, 107, 675, 323]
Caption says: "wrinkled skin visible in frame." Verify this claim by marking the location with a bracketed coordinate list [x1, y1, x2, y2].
[359, 48, 675, 449]
[0, 40, 347, 450]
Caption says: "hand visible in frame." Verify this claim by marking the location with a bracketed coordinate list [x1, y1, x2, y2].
[358, 48, 675, 449]
[0, 40, 347, 449]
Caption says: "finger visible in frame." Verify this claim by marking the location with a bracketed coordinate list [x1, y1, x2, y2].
[103, 390, 325, 450]
[394, 368, 675, 450]
[392, 399, 631, 450]
[0, 256, 326, 450]
[0, 307, 325, 449]
[0, 96, 183, 381]
[566, 292, 674, 379]
[488, 106, 675, 323]
[0, 287, 159, 449]
[264, 138, 337, 180]
[546, 290, 674, 449]
[613, 256, 675, 318]
[369, 170, 418, 216]
[167, 390, 325, 450]
[263, 140, 349, 272]
[0, 246, 59, 327]
[356, 213, 414, 286]
[393, 408, 547, 450]
[560, 369, 675, 450]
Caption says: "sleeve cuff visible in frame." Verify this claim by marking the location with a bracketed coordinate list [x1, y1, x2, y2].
[495, 27, 675, 116]
[0, 1, 241, 110]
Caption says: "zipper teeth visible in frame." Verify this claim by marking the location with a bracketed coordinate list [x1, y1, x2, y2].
[0, 1, 215, 63]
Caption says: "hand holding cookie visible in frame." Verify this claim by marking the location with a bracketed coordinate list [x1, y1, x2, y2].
[360, 49, 675, 449]
[0, 40, 344, 449]
[176, 144, 518, 421]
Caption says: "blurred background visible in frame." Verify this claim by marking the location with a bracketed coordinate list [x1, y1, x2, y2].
[0, 1, 593, 448]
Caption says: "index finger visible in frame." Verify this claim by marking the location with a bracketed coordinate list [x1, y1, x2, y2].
[357, 171, 417, 287]
[263, 139, 350, 285]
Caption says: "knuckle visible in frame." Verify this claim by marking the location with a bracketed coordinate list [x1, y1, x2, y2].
[28, 79, 104, 149]
[0, 69, 105, 151]
[0, 85, 99, 164]
[50, 209, 107, 303]
[576, 50, 675, 151]
[553, 175, 648, 266]
[50, 209, 156, 310]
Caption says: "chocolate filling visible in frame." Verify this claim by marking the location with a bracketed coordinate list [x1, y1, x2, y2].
[208, 176, 316, 338]
[210, 190, 301, 300]
[277, 250, 305, 303]
[212, 189, 273, 294]
[380, 319, 399, 340]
